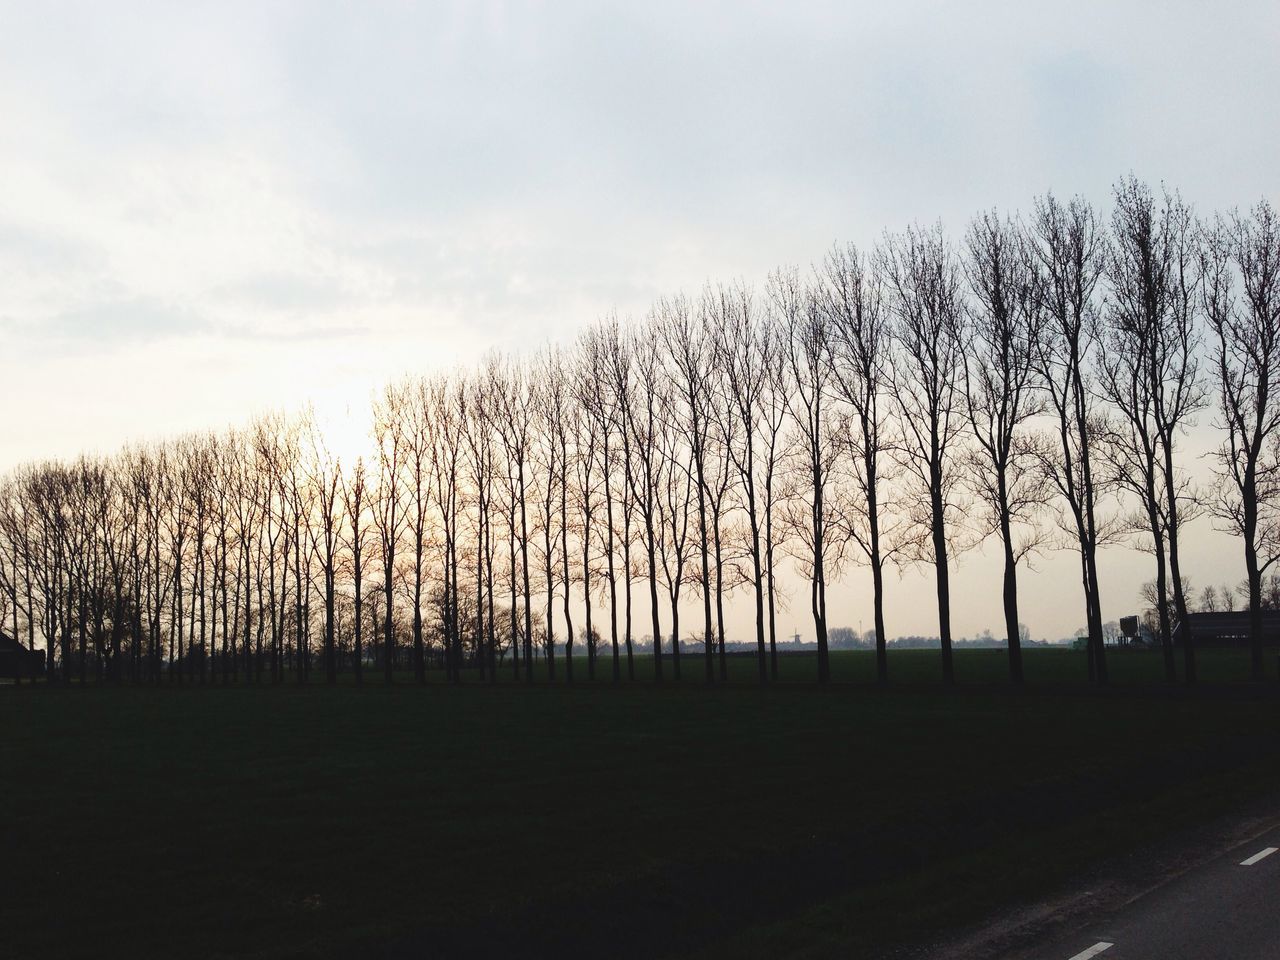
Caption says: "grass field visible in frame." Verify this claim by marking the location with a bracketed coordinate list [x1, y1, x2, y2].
[4, 649, 1279, 960]
[476, 645, 1279, 685]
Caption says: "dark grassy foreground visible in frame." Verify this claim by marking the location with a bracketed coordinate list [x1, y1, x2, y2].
[3, 651, 1279, 960]
[479, 645, 1277, 685]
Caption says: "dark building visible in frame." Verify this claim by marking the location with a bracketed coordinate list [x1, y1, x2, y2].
[0, 630, 45, 679]
[1173, 611, 1280, 648]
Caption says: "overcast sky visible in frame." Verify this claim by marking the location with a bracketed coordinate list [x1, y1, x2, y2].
[2, 1, 1277, 641]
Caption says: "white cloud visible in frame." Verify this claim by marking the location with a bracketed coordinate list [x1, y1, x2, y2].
[0, 0, 1276, 639]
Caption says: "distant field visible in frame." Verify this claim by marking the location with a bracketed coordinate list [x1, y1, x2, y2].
[4, 651, 1280, 960]
[28, 645, 1268, 687]
[408, 645, 1278, 685]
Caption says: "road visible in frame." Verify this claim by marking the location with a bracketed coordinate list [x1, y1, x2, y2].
[1005, 826, 1280, 960]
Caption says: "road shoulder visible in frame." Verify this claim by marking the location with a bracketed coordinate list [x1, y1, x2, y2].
[912, 786, 1280, 960]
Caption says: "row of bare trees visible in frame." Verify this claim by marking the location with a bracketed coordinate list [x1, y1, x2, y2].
[2, 179, 1277, 685]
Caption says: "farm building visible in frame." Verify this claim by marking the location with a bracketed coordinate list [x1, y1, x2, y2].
[1173, 611, 1280, 648]
[0, 629, 45, 679]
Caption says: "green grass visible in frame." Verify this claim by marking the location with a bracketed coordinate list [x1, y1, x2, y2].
[3, 650, 1279, 959]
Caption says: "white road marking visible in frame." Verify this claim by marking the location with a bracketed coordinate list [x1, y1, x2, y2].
[1240, 846, 1278, 866]
[1065, 943, 1113, 960]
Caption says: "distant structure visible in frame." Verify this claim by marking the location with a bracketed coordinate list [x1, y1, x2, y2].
[1119, 616, 1140, 643]
[0, 630, 44, 679]
[1173, 611, 1280, 648]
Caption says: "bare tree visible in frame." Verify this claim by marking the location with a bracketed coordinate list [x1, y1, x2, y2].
[656, 431, 695, 680]
[714, 282, 772, 682]
[402, 380, 436, 683]
[226, 430, 263, 681]
[775, 266, 843, 682]
[21, 463, 70, 680]
[547, 353, 583, 686]
[1203, 199, 1280, 679]
[463, 370, 500, 683]
[184, 441, 213, 683]
[493, 355, 536, 681]
[602, 318, 639, 680]
[659, 294, 719, 682]
[305, 422, 345, 684]
[208, 433, 237, 683]
[0, 483, 28, 682]
[580, 325, 623, 681]
[758, 313, 791, 680]
[0, 515, 18, 680]
[343, 455, 372, 683]
[820, 243, 896, 681]
[551, 353, 581, 683]
[372, 385, 408, 683]
[622, 324, 666, 681]
[272, 418, 311, 683]
[165, 440, 195, 683]
[427, 377, 466, 683]
[531, 349, 565, 681]
[1101, 178, 1204, 681]
[255, 417, 298, 683]
[1029, 194, 1112, 684]
[569, 338, 605, 681]
[705, 390, 738, 681]
[961, 212, 1048, 682]
[882, 224, 968, 683]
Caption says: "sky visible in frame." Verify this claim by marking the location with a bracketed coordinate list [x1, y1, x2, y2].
[1, 1, 1278, 643]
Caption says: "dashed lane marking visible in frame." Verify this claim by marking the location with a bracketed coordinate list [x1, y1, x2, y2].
[1240, 847, 1278, 866]
[1065, 943, 1113, 960]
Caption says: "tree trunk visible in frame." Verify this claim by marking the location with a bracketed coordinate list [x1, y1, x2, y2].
[695, 466, 713, 683]
[931, 478, 954, 683]
[748, 508, 766, 684]
[1244, 477, 1264, 679]
[765, 470, 779, 681]
[1163, 443, 1193, 683]
[519, 474, 533, 682]
[413, 527, 425, 684]
[353, 553, 363, 685]
[623, 523, 634, 681]
[605, 481, 620, 683]
[646, 512, 662, 683]
[383, 553, 395, 684]
[1148, 499, 1174, 683]
[713, 526, 728, 682]
[813, 460, 830, 684]
[998, 481, 1023, 683]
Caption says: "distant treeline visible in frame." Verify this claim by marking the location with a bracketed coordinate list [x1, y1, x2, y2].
[1, 177, 1277, 687]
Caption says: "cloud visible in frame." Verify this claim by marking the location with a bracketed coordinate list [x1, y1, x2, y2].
[6, 297, 211, 348]
[0, 1, 1277, 637]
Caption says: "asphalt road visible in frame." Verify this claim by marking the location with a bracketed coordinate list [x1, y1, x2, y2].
[1010, 825, 1280, 960]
